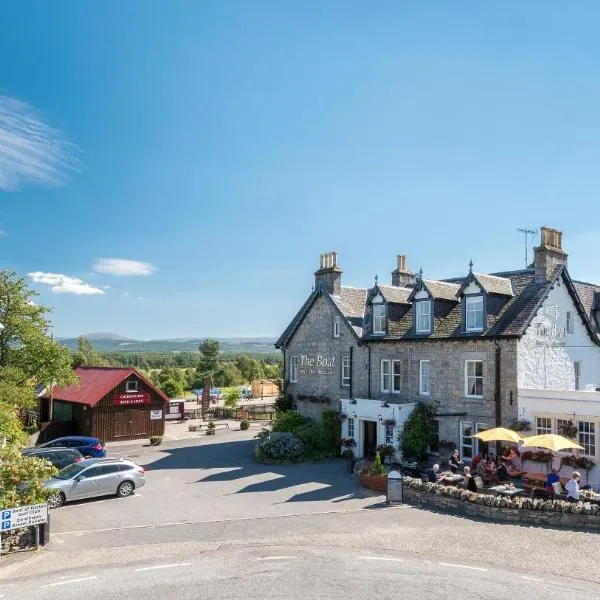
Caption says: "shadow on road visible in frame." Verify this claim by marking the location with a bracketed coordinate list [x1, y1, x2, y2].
[146, 439, 372, 504]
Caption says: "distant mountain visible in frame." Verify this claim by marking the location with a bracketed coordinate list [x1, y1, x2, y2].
[57, 335, 278, 355]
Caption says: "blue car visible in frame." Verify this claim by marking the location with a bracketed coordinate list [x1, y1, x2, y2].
[37, 436, 106, 458]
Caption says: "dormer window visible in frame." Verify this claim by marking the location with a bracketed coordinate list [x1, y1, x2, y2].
[415, 300, 432, 334]
[465, 296, 484, 332]
[372, 297, 386, 335]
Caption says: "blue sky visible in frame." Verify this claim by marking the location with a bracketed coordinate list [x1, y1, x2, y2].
[1, 2, 599, 339]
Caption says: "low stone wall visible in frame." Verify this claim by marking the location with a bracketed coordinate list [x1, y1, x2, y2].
[402, 477, 600, 531]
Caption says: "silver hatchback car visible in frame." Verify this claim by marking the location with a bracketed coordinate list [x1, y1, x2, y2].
[44, 457, 146, 508]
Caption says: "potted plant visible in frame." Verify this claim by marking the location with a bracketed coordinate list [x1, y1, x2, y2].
[341, 448, 355, 472]
[206, 421, 216, 435]
[376, 444, 395, 464]
[511, 419, 533, 433]
[383, 418, 396, 426]
[335, 413, 348, 423]
[341, 436, 356, 448]
[359, 451, 388, 492]
[557, 420, 578, 440]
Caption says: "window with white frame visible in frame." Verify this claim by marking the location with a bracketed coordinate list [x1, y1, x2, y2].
[464, 360, 483, 398]
[290, 356, 299, 383]
[419, 360, 431, 395]
[341, 356, 350, 387]
[347, 417, 354, 438]
[536, 417, 552, 435]
[465, 296, 484, 332]
[373, 303, 386, 334]
[579, 421, 596, 456]
[385, 424, 394, 445]
[566, 310, 574, 334]
[392, 360, 401, 393]
[415, 300, 432, 333]
[574, 361, 582, 391]
[556, 419, 570, 435]
[460, 421, 473, 461]
[381, 359, 391, 392]
[125, 380, 138, 393]
[333, 315, 340, 338]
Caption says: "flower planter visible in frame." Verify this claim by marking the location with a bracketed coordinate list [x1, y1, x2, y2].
[360, 473, 387, 492]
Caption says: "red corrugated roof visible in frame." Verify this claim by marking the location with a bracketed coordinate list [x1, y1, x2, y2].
[51, 367, 169, 407]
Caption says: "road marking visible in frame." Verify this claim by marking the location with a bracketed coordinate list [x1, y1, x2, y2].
[439, 563, 487, 572]
[41, 576, 97, 588]
[522, 576, 543, 582]
[359, 556, 404, 563]
[257, 556, 297, 561]
[134, 562, 191, 572]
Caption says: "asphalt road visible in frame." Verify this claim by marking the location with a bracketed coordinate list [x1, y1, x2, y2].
[3, 544, 600, 600]
[2, 432, 600, 597]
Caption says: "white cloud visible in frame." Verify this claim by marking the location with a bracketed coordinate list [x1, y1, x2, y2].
[28, 272, 104, 295]
[0, 95, 78, 191]
[101, 285, 112, 290]
[93, 258, 156, 277]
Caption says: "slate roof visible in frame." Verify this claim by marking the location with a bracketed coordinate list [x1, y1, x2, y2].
[276, 266, 600, 347]
[51, 367, 170, 406]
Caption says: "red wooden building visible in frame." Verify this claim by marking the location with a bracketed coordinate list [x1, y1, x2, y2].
[41, 367, 170, 442]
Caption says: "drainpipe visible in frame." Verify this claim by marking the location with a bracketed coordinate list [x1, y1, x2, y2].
[349, 346, 353, 399]
[282, 348, 286, 395]
[494, 338, 502, 427]
[367, 345, 372, 399]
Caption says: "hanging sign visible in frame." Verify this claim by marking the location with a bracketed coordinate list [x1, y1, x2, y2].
[114, 392, 151, 406]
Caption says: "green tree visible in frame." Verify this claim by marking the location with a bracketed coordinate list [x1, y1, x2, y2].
[234, 355, 265, 383]
[72, 336, 105, 368]
[224, 387, 241, 408]
[160, 379, 182, 398]
[213, 362, 243, 387]
[0, 271, 76, 409]
[196, 339, 220, 382]
[400, 402, 436, 461]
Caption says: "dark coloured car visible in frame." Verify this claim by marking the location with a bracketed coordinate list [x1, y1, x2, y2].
[22, 447, 84, 470]
[37, 436, 106, 458]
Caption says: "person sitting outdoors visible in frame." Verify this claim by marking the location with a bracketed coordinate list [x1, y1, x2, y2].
[427, 464, 440, 483]
[495, 456, 510, 482]
[545, 468, 560, 493]
[565, 471, 581, 503]
[462, 466, 478, 493]
[476, 455, 487, 479]
[500, 447, 523, 477]
[471, 453, 483, 473]
[449, 449, 462, 474]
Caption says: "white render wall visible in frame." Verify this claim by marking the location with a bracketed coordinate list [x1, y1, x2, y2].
[339, 398, 416, 459]
[517, 278, 600, 391]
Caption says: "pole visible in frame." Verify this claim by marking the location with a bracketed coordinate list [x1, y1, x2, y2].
[35, 524, 40, 550]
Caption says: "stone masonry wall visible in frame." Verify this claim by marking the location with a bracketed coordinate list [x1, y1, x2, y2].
[285, 294, 368, 419]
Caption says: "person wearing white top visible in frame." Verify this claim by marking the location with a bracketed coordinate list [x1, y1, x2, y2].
[565, 471, 581, 502]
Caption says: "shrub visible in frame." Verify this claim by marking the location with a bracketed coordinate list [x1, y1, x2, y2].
[255, 432, 304, 463]
[207, 421, 216, 430]
[275, 393, 294, 413]
[272, 411, 309, 433]
[293, 422, 328, 457]
[369, 452, 387, 476]
[240, 420, 250, 431]
[225, 388, 241, 408]
[322, 410, 341, 455]
[376, 444, 395, 459]
[401, 402, 435, 461]
[149, 436, 162, 446]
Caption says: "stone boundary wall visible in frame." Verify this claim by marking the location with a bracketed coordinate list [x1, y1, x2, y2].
[402, 478, 600, 531]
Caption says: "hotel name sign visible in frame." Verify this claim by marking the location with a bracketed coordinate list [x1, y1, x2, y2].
[299, 355, 335, 376]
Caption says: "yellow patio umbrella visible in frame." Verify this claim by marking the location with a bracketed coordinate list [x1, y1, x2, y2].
[473, 427, 523, 444]
[520, 434, 583, 452]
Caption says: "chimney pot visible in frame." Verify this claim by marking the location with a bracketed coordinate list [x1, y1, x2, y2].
[314, 251, 342, 295]
[534, 226, 567, 280]
[391, 254, 414, 287]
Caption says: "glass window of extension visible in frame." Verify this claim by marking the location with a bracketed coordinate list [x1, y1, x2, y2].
[385, 424, 394, 445]
[465, 296, 484, 332]
[381, 359, 391, 392]
[373, 303, 386, 334]
[347, 417, 354, 438]
[341, 356, 350, 387]
[333, 315, 340, 338]
[536, 417, 552, 435]
[415, 300, 432, 333]
[574, 361, 582, 390]
[290, 356, 299, 383]
[419, 360, 431, 395]
[578, 421, 596, 457]
[392, 360, 401, 393]
[465, 360, 483, 398]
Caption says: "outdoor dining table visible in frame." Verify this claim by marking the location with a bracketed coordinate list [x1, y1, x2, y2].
[488, 485, 525, 498]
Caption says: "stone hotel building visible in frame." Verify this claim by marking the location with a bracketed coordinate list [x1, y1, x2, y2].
[276, 228, 600, 471]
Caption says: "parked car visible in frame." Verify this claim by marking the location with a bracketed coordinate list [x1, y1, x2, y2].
[37, 436, 106, 458]
[44, 457, 146, 509]
[22, 447, 84, 470]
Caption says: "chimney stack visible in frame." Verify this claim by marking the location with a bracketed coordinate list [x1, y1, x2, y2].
[391, 254, 415, 287]
[533, 227, 568, 280]
[315, 251, 342, 296]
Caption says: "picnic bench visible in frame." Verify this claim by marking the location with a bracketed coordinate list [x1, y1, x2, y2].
[522, 472, 570, 497]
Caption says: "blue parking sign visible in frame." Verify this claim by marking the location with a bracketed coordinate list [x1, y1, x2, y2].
[2, 521, 10, 530]
[1, 510, 10, 520]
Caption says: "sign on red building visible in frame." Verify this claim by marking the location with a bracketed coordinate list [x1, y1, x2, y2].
[114, 392, 151, 406]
